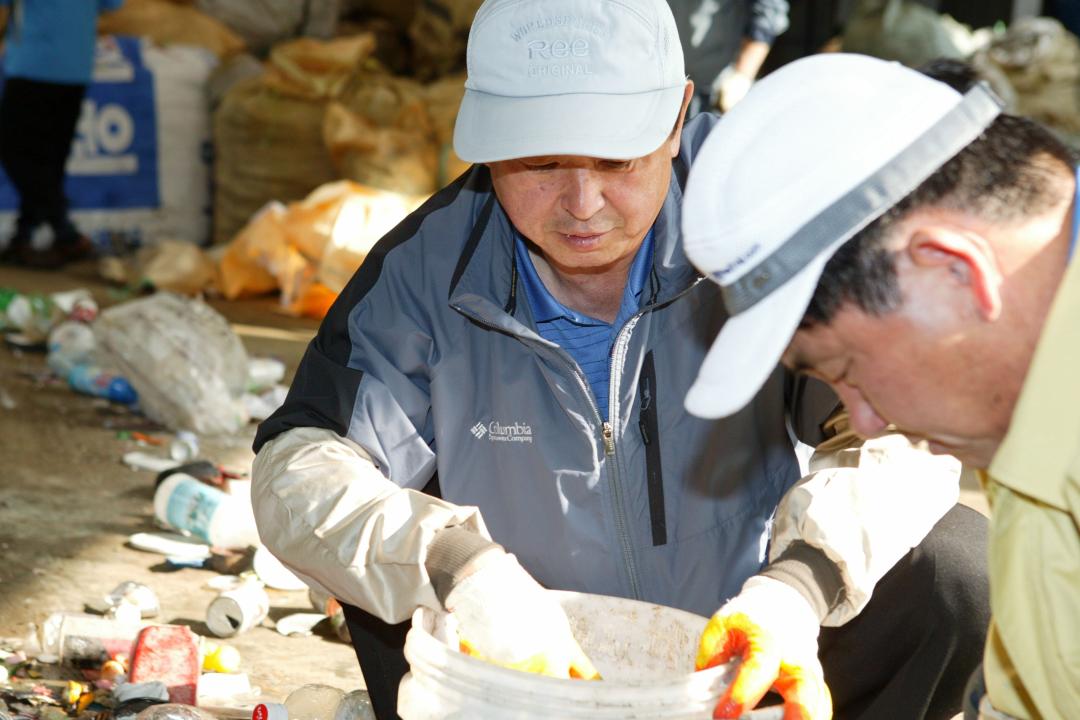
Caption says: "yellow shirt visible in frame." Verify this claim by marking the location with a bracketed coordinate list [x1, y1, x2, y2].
[982, 251, 1080, 718]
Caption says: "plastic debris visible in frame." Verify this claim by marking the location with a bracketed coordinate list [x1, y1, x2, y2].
[168, 432, 200, 463]
[205, 582, 270, 638]
[123, 452, 181, 474]
[126, 532, 211, 560]
[247, 357, 287, 392]
[274, 613, 326, 638]
[201, 643, 242, 674]
[85, 581, 161, 619]
[128, 626, 200, 706]
[253, 546, 308, 591]
[197, 671, 257, 706]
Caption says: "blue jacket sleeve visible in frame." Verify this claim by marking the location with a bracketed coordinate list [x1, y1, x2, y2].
[747, 0, 790, 44]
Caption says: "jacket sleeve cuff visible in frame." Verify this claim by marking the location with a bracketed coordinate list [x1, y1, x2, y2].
[425, 526, 505, 605]
[758, 541, 845, 623]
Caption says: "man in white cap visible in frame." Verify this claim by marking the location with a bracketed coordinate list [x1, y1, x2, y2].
[252, 3, 989, 718]
[682, 53, 1078, 718]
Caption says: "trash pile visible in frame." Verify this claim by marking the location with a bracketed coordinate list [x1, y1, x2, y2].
[0, 290, 287, 433]
[0, 458, 368, 720]
[841, 1, 1080, 147]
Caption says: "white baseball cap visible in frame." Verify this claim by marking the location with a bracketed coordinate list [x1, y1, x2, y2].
[681, 54, 1004, 419]
[453, 0, 687, 163]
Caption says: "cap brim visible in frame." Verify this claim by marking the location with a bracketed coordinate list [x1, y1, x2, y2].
[453, 85, 686, 163]
[685, 255, 829, 419]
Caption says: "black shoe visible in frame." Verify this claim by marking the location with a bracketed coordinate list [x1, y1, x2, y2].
[21, 235, 95, 270]
[0, 239, 29, 265]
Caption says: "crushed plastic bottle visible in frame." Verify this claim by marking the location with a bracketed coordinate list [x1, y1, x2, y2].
[135, 704, 217, 720]
[253, 686, 375, 720]
[67, 363, 139, 404]
[47, 321, 138, 404]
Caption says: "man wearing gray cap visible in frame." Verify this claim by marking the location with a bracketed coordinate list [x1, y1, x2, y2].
[252, 3, 988, 718]
[681, 53, 1078, 718]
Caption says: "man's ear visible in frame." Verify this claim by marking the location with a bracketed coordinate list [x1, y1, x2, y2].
[907, 226, 1003, 321]
[668, 80, 695, 158]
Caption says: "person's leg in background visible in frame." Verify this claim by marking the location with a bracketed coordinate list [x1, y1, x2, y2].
[819, 504, 991, 720]
[0, 77, 46, 263]
[26, 80, 90, 269]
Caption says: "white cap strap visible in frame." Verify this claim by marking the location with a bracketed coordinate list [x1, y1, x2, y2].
[720, 82, 1005, 315]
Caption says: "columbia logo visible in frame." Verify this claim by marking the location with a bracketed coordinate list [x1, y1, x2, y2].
[470, 422, 488, 439]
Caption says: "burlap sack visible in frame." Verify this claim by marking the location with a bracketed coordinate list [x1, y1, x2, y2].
[408, 0, 484, 80]
[212, 35, 377, 244]
[98, 0, 245, 59]
[213, 76, 339, 244]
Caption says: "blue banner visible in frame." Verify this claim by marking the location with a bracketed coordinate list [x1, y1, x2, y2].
[0, 35, 159, 211]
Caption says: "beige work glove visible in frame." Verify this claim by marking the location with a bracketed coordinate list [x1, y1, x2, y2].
[712, 65, 755, 113]
[444, 551, 601, 679]
[697, 576, 832, 719]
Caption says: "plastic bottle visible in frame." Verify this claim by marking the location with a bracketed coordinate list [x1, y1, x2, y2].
[153, 473, 260, 549]
[134, 704, 217, 720]
[254, 686, 375, 720]
[67, 363, 139, 404]
[37, 611, 141, 668]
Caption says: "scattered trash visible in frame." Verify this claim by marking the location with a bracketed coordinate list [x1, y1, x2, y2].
[126, 532, 211, 561]
[36, 612, 141, 667]
[123, 452, 181, 474]
[153, 473, 260, 550]
[273, 613, 326, 638]
[247, 358, 287, 392]
[94, 293, 251, 435]
[253, 546, 308, 591]
[168, 432, 200, 463]
[254, 685, 374, 720]
[85, 582, 161, 620]
[155, 461, 228, 492]
[309, 588, 351, 644]
[200, 642, 242, 674]
[242, 385, 289, 422]
[197, 671, 256, 706]
[205, 582, 270, 638]
[133, 703, 218, 720]
[112, 679, 170, 720]
[128, 626, 200, 706]
[0, 386, 15, 410]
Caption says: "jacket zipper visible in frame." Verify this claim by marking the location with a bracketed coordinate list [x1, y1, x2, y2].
[603, 279, 703, 596]
[450, 277, 703, 602]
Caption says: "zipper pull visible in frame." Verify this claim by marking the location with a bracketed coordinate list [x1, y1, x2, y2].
[602, 422, 615, 456]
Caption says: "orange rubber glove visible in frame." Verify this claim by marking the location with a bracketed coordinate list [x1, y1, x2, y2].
[696, 577, 832, 720]
[444, 551, 601, 680]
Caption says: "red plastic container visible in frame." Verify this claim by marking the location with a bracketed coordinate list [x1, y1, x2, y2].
[129, 625, 200, 705]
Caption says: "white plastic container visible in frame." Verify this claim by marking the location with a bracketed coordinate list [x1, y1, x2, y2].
[153, 473, 260, 549]
[398, 590, 759, 720]
[205, 581, 270, 638]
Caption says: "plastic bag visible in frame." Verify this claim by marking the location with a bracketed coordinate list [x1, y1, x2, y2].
[94, 293, 251, 434]
[842, 0, 979, 67]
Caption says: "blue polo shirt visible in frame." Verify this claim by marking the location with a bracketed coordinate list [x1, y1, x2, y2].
[515, 230, 654, 421]
[1, 0, 124, 85]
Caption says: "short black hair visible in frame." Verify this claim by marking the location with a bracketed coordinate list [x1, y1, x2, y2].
[801, 111, 1077, 326]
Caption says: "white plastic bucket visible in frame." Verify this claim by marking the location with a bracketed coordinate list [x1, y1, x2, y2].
[398, 590, 755, 719]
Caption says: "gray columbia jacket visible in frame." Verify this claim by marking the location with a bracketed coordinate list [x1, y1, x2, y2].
[252, 113, 959, 624]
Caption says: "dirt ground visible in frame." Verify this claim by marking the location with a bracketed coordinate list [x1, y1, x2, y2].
[0, 261, 363, 705]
